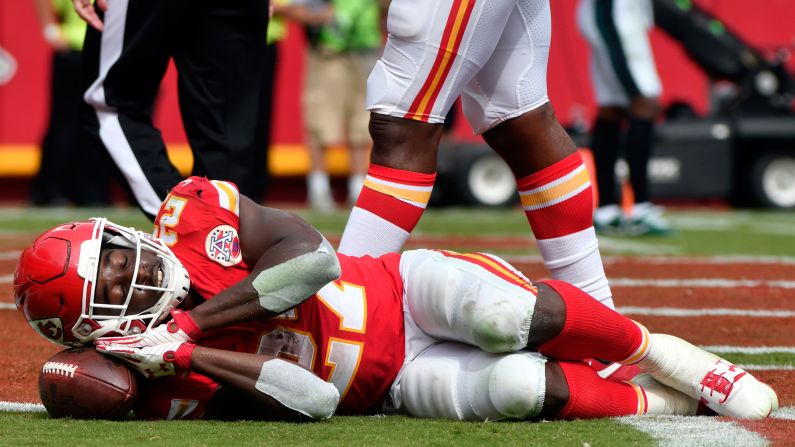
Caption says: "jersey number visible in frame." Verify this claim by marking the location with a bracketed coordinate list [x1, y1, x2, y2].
[258, 282, 366, 399]
[155, 194, 188, 246]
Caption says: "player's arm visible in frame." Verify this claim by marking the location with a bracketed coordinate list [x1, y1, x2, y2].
[190, 346, 339, 420]
[187, 195, 342, 332]
[273, 3, 334, 26]
[71, 0, 106, 31]
[95, 194, 340, 349]
[98, 343, 340, 420]
[34, 0, 69, 50]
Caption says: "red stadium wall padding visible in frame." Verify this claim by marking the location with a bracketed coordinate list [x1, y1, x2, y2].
[1, 0, 794, 147]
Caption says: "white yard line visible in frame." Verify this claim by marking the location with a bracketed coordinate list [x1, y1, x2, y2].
[504, 254, 795, 265]
[618, 415, 768, 447]
[702, 346, 795, 354]
[0, 401, 45, 413]
[611, 278, 795, 288]
[0, 274, 13, 284]
[619, 307, 795, 317]
[604, 255, 795, 265]
[0, 302, 15, 310]
[738, 364, 795, 371]
[772, 407, 795, 420]
[0, 250, 20, 261]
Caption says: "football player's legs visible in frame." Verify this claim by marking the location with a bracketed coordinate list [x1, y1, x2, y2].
[396, 342, 548, 420]
[82, 0, 180, 219]
[395, 342, 683, 421]
[344, 53, 377, 204]
[303, 53, 346, 210]
[400, 249, 539, 353]
[611, 0, 662, 205]
[338, 0, 515, 257]
[636, 334, 778, 419]
[554, 360, 700, 419]
[175, 0, 269, 200]
[534, 281, 778, 419]
[401, 250, 647, 363]
[470, 0, 612, 307]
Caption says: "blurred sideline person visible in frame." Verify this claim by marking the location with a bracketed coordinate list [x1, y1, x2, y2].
[252, 0, 293, 205]
[577, 0, 671, 236]
[278, 0, 383, 212]
[71, 0, 271, 220]
[336, 0, 616, 309]
[15, 176, 777, 421]
[31, 0, 111, 207]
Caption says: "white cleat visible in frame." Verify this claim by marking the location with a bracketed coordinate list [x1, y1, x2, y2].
[637, 334, 778, 419]
[632, 374, 698, 416]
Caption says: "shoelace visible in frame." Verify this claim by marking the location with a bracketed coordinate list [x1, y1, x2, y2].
[700, 368, 746, 403]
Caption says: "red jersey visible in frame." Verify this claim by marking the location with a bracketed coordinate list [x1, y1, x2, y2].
[140, 177, 406, 419]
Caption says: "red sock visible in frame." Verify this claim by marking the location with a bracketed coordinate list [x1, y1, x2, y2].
[517, 152, 593, 240]
[516, 152, 613, 306]
[557, 360, 647, 419]
[338, 163, 436, 256]
[538, 280, 649, 364]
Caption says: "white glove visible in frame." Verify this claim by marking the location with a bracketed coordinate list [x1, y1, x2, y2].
[95, 310, 202, 349]
[97, 341, 196, 379]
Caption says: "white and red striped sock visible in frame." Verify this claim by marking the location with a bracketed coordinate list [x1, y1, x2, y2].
[517, 152, 613, 307]
[338, 163, 435, 257]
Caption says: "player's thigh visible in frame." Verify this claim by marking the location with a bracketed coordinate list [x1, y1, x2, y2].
[367, 0, 515, 125]
[461, 0, 552, 134]
[580, 0, 660, 105]
[303, 52, 346, 146]
[175, 0, 269, 178]
[400, 249, 537, 353]
[85, 1, 177, 112]
[395, 342, 547, 420]
[577, 0, 628, 106]
[613, 0, 661, 99]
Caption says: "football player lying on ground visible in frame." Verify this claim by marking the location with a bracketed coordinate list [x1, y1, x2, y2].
[15, 177, 778, 421]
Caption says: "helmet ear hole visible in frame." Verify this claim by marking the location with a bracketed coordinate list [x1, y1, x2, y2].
[15, 292, 25, 310]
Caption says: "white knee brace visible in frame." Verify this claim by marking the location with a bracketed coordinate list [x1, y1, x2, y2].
[397, 343, 546, 421]
[488, 353, 547, 419]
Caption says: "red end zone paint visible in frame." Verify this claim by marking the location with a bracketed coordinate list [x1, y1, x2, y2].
[0, 234, 793, 444]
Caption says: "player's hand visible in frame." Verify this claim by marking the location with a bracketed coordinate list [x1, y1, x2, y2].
[72, 0, 107, 32]
[42, 24, 70, 51]
[97, 341, 196, 379]
[95, 310, 202, 348]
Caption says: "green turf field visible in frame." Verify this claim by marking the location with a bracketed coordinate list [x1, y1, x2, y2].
[3, 205, 795, 256]
[0, 412, 657, 447]
[1, 206, 793, 446]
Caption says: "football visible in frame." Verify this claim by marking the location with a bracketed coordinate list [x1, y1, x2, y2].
[38, 347, 138, 419]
